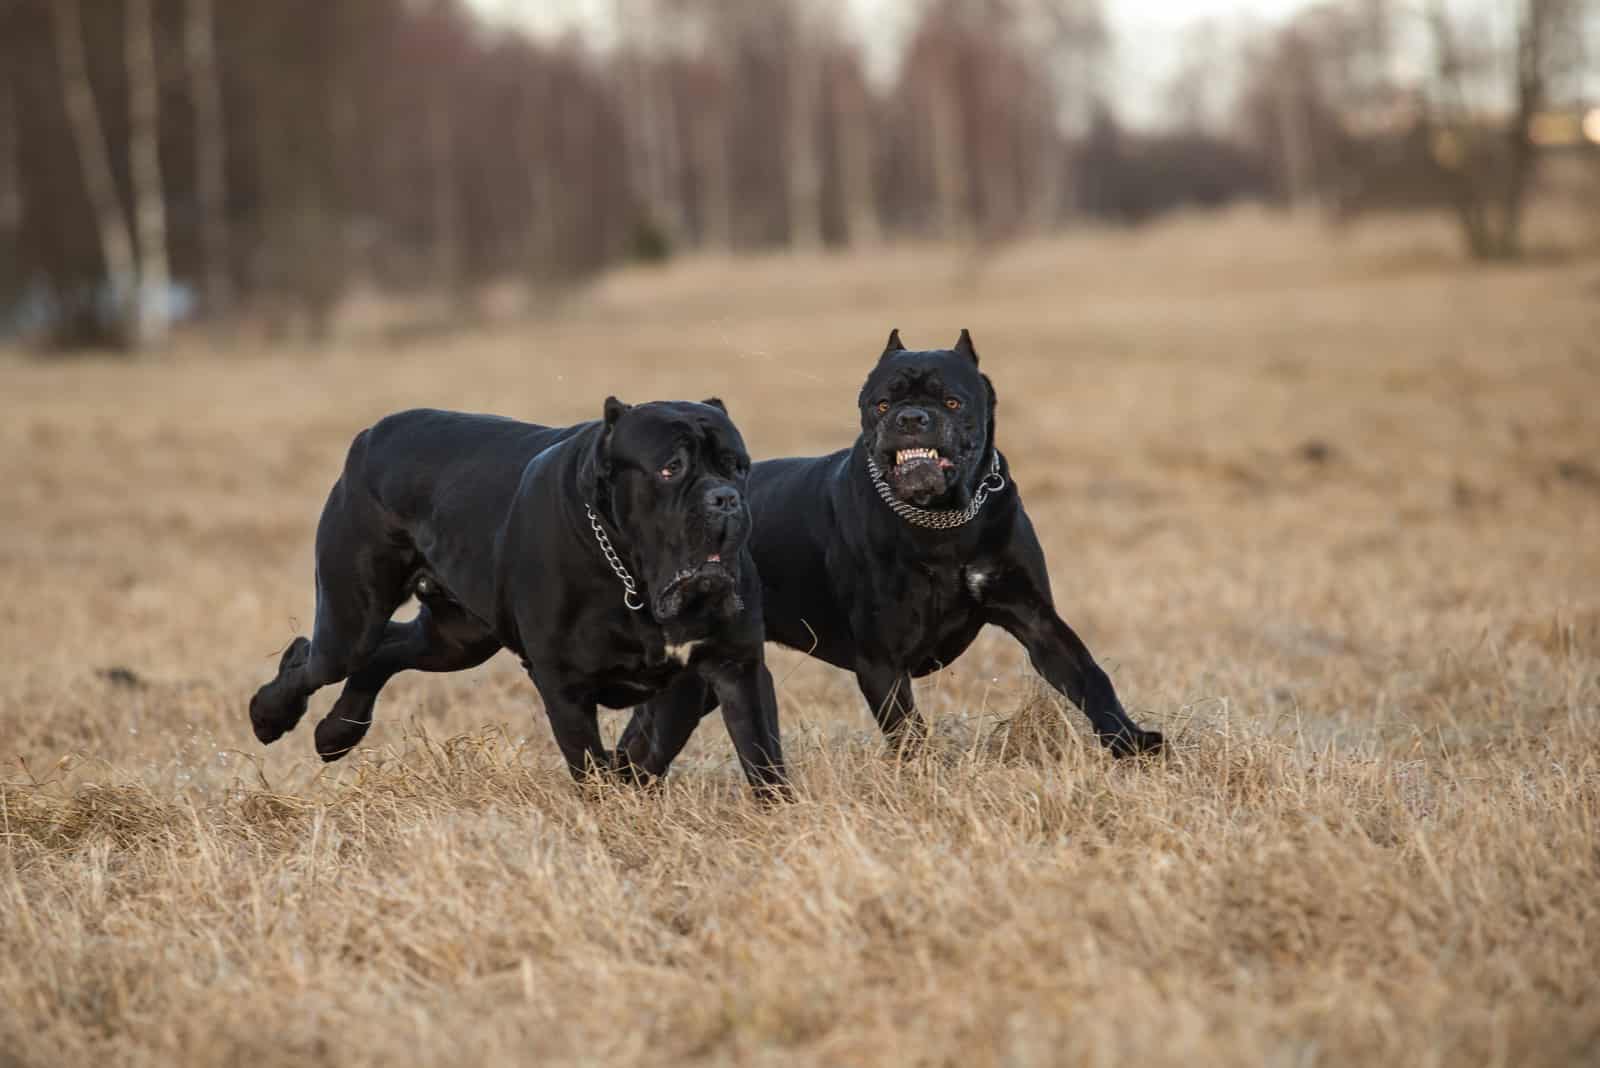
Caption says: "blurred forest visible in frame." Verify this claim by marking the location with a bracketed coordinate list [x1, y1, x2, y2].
[0, 0, 1595, 350]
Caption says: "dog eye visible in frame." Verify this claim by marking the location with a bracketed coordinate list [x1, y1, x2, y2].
[944, 398, 962, 411]
[660, 459, 683, 480]
[875, 400, 890, 415]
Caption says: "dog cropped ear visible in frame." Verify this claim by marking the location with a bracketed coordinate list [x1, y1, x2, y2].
[603, 395, 630, 427]
[981, 372, 998, 457]
[953, 328, 979, 366]
[592, 396, 631, 484]
[701, 397, 727, 413]
[877, 328, 905, 362]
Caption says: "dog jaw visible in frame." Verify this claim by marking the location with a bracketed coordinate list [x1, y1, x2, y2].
[879, 443, 965, 505]
[652, 558, 742, 622]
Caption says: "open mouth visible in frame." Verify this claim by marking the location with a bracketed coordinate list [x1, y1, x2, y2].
[655, 554, 741, 620]
[892, 447, 955, 473]
[661, 554, 729, 594]
[883, 445, 959, 504]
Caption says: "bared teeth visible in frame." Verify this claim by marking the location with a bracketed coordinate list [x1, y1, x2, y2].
[894, 447, 939, 465]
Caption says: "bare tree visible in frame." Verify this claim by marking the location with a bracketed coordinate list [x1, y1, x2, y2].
[426, 76, 462, 301]
[1425, 0, 1590, 259]
[0, 73, 18, 253]
[832, 56, 882, 247]
[125, 0, 171, 348]
[1273, 32, 1320, 212]
[928, 71, 971, 240]
[1164, 20, 1229, 134]
[0, 72, 18, 318]
[1029, 0, 1107, 226]
[185, 0, 231, 320]
[615, 0, 686, 247]
[50, 0, 138, 345]
[522, 66, 562, 277]
[786, 11, 825, 250]
[692, 85, 734, 250]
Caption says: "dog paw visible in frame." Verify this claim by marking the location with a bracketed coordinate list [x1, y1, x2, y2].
[753, 777, 796, 805]
[608, 747, 655, 787]
[314, 702, 373, 762]
[881, 719, 930, 759]
[249, 688, 308, 745]
[1105, 727, 1164, 758]
[248, 638, 312, 744]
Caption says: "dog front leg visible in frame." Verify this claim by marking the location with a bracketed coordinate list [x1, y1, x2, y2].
[987, 583, 1162, 757]
[706, 660, 789, 801]
[614, 673, 718, 783]
[526, 673, 612, 782]
[854, 659, 926, 753]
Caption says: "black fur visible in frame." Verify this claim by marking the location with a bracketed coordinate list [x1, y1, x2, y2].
[616, 330, 1161, 776]
[247, 401, 787, 798]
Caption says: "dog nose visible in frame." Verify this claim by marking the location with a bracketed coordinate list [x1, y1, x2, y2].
[704, 485, 741, 515]
[895, 407, 930, 433]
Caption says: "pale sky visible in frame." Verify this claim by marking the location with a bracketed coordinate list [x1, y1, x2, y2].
[469, 0, 1324, 126]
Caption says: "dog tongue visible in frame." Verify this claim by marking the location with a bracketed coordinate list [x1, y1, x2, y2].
[707, 553, 720, 562]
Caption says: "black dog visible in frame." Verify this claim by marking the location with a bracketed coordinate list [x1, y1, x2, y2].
[248, 400, 787, 797]
[616, 330, 1161, 776]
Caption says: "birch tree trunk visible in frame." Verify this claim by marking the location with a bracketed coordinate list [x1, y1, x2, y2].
[0, 77, 19, 319]
[185, 0, 232, 319]
[0, 77, 19, 249]
[694, 102, 733, 250]
[523, 74, 553, 279]
[614, 0, 684, 246]
[1495, 0, 1553, 259]
[833, 70, 881, 248]
[929, 76, 971, 240]
[786, 39, 824, 250]
[426, 82, 461, 302]
[643, 55, 686, 242]
[125, 0, 170, 348]
[1274, 63, 1315, 212]
[50, 0, 138, 345]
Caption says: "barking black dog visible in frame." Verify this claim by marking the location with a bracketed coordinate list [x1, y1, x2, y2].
[616, 329, 1161, 776]
[248, 400, 787, 798]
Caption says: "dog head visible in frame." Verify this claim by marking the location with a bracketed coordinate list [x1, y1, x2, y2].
[857, 329, 996, 508]
[590, 397, 752, 623]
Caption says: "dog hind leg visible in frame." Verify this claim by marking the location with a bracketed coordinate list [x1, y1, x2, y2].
[313, 600, 500, 761]
[249, 479, 412, 745]
[614, 672, 720, 781]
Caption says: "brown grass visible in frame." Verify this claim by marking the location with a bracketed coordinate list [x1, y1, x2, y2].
[3, 208, 1599, 1066]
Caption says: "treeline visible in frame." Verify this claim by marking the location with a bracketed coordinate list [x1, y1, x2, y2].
[5, 0, 635, 345]
[2, 0, 1138, 348]
[1, 0, 1592, 350]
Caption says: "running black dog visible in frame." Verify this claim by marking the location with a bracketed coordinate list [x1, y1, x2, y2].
[617, 330, 1161, 775]
[248, 400, 787, 798]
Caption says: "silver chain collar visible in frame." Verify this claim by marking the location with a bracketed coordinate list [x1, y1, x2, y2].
[586, 504, 646, 611]
[863, 450, 1005, 530]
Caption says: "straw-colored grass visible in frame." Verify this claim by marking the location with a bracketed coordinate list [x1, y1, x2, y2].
[3, 208, 1598, 1065]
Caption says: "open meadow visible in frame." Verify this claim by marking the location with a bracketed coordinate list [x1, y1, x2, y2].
[3, 210, 1599, 1066]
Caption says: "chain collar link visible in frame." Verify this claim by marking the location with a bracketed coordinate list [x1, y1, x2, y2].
[586, 504, 645, 610]
[863, 450, 1005, 530]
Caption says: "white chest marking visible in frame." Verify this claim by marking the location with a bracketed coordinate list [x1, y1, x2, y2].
[965, 567, 994, 600]
[665, 639, 705, 665]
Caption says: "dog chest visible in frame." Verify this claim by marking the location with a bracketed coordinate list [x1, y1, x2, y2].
[963, 565, 994, 600]
[862, 561, 985, 666]
[663, 639, 705, 665]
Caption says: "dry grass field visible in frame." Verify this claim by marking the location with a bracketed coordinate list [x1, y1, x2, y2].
[3, 209, 1599, 1066]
